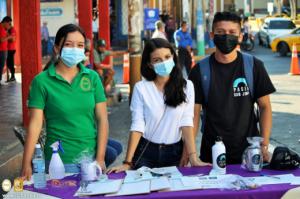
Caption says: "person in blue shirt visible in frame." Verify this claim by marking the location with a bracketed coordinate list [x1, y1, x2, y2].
[174, 21, 193, 75]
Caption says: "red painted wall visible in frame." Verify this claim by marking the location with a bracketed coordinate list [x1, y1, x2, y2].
[78, 0, 93, 65]
[19, 0, 42, 126]
[13, 0, 20, 68]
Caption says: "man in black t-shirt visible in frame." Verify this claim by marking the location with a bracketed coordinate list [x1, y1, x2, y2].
[188, 12, 276, 164]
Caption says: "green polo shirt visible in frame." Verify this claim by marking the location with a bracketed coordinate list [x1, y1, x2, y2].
[28, 63, 106, 163]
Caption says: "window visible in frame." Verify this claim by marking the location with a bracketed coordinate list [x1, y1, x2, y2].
[269, 20, 296, 29]
[294, 28, 300, 34]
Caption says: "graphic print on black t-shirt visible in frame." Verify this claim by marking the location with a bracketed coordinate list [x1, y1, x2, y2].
[233, 77, 250, 97]
[188, 52, 276, 164]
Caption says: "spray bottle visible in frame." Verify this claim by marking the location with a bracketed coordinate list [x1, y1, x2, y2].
[49, 140, 65, 179]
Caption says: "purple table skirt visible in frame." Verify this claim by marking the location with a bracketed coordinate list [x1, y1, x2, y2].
[24, 165, 300, 199]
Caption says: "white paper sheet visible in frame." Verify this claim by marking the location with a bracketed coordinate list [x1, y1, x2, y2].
[74, 179, 123, 196]
[181, 175, 228, 189]
[151, 166, 183, 179]
[166, 178, 202, 192]
[150, 177, 171, 191]
[105, 180, 151, 197]
[181, 175, 257, 190]
[124, 170, 153, 183]
[245, 174, 296, 185]
[124, 166, 182, 183]
[290, 177, 300, 185]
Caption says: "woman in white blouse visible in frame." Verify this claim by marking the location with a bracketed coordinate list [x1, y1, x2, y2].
[108, 38, 209, 173]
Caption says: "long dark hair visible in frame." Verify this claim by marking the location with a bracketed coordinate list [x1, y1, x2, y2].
[44, 24, 86, 70]
[141, 38, 187, 107]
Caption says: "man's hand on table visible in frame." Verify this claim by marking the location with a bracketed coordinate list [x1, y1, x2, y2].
[261, 144, 271, 162]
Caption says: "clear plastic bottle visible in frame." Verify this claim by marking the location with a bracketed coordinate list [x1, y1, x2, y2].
[32, 144, 46, 188]
[212, 136, 226, 174]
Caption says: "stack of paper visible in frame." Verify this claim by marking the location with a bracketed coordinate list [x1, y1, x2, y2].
[74, 179, 123, 196]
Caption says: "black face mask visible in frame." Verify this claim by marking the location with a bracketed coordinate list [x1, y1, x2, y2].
[213, 34, 239, 54]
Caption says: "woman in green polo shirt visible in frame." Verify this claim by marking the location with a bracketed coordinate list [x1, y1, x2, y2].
[21, 24, 109, 180]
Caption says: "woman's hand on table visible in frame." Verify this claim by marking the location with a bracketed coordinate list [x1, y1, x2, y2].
[189, 154, 212, 167]
[21, 163, 32, 181]
[179, 148, 189, 167]
[107, 164, 131, 174]
[97, 160, 107, 173]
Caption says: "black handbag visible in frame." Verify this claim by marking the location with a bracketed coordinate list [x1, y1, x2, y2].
[267, 146, 300, 170]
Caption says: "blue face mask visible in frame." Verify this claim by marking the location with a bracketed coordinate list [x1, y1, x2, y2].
[153, 58, 175, 76]
[60, 47, 85, 67]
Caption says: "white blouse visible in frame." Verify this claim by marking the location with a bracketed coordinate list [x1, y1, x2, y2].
[130, 79, 195, 144]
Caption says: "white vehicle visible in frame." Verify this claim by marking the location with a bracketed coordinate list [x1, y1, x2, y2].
[258, 18, 296, 47]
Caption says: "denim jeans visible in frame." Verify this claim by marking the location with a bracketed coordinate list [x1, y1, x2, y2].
[132, 137, 183, 169]
[105, 139, 123, 166]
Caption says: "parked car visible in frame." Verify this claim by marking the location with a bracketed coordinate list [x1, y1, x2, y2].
[270, 27, 300, 56]
[258, 18, 296, 47]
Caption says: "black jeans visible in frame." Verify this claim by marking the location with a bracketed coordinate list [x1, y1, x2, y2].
[6, 50, 15, 78]
[178, 47, 192, 75]
[132, 137, 183, 169]
[0, 51, 7, 81]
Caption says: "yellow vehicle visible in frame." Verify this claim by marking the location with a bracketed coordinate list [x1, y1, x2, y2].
[270, 27, 300, 56]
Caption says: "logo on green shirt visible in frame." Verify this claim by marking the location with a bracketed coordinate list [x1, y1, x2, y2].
[80, 77, 92, 91]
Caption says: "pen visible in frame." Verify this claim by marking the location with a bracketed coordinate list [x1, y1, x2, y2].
[260, 173, 281, 179]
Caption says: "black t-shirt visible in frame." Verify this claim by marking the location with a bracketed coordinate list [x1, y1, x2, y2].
[189, 52, 276, 164]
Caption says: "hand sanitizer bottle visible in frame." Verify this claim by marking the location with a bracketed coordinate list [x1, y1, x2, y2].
[49, 140, 65, 179]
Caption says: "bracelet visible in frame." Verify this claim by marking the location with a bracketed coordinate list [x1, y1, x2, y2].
[122, 160, 133, 168]
[261, 144, 268, 150]
[188, 152, 197, 157]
